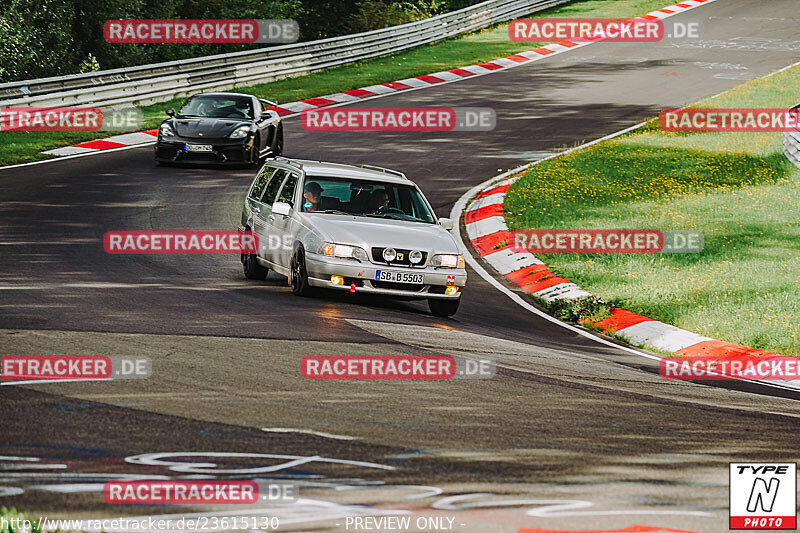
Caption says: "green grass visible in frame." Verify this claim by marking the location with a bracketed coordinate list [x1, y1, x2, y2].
[504, 66, 800, 356]
[0, 0, 677, 166]
[1, 508, 43, 533]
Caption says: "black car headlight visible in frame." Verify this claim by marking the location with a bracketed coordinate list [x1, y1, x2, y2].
[159, 123, 174, 137]
[229, 126, 252, 139]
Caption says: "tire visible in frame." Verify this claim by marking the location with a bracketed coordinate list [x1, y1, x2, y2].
[428, 297, 460, 317]
[271, 124, 284, 156]
[290, 247, 311, 296]
[242, 250, 268, 280]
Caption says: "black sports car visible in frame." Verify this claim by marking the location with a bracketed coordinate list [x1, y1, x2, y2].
[155, 92, 283, 166]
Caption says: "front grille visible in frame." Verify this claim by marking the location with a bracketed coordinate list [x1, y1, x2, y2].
[371, 247, 428, 267]
[221, 148, 246, 162]
[157, 146, 179, 159]
[371, 281, 425, 292]
[180, 152, 220, 162]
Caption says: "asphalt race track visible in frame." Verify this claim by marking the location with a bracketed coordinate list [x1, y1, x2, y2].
[2, 1, 800, 531]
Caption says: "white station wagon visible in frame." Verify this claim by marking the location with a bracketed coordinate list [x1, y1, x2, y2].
[239, 158, 467, 317]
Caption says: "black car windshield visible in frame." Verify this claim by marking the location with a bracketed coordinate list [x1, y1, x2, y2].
[178, 95, 254, 120]
[300, 177, 435, 223]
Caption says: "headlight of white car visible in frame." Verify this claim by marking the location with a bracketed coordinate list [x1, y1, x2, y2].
[159, 123, 175, 137]
[430, 254, 464, 268]
[321, 242, 369, 261]
[229, 126, 252, 139]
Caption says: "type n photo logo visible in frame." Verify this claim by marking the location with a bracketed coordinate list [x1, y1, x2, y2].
[730, 463, 796, 529]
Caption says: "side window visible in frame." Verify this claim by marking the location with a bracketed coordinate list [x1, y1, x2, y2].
[261, 169, 288, 205]
[252, 98, 262, 118]
[276, 173, 298, 206]
[249, 166, 274, 200]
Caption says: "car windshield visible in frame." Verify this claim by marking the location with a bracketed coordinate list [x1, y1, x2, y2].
[300, 177, 435, 223]
[178, 95, 254, 120]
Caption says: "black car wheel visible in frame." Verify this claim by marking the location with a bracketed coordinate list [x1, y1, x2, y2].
[272, 124, 284, 156]
[242, 248, 268, 280]
[429, 298, 460, 318]
[290, 247, 311, 296]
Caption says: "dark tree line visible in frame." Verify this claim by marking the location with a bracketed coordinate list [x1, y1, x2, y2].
[0, 0, 483, 82]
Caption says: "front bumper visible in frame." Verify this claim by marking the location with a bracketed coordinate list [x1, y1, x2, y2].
[305, 254, 466, 300]
[155, 137, 254, 164]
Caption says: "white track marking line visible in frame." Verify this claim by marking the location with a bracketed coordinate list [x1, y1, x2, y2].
[261, 427, 357, 441]
[433, 493, 712, 518]
[0, 143, 151, 170]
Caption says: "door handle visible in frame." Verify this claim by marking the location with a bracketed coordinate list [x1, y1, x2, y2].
[268, 215, 275, 222]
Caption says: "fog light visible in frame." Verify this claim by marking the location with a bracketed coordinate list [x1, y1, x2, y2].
[382, 247, 397, 262]
[409, 250, 423, 264]
[330, 275, 344, 285]
[445, 286, 459, 295]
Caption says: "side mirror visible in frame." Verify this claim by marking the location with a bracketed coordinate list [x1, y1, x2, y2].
[166, 109, 175, 117]
[261, 110, 277, 120]
[272, 202, 291, 216]
[439, 217, 454, 230]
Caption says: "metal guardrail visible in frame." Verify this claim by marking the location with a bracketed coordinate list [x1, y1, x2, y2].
[784, 104, 800, 168]
[0, 0, 570, 109]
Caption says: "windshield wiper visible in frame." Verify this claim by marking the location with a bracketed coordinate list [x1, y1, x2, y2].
[363, 213, 434, 224]
[319, 209, 352, 215]
[364, 213, 411, 221]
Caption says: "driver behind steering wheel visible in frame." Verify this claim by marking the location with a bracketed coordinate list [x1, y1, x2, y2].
[196, 100, 212, 116]
[235, 100, 253, 119]
[367, 189, 389, 214]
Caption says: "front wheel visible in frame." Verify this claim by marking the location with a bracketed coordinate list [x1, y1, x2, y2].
[290, 248, 311, 296]
[429, 298, 460, 317]
[242, 251, 268, 280]
[271, 124, 284, 156]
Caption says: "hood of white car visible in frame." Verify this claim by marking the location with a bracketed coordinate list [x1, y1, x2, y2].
[312, 215, 459, 254]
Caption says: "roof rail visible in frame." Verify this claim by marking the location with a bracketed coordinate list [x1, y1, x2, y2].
[270, 156, 304, 170]
[359, 164, 407, 179]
